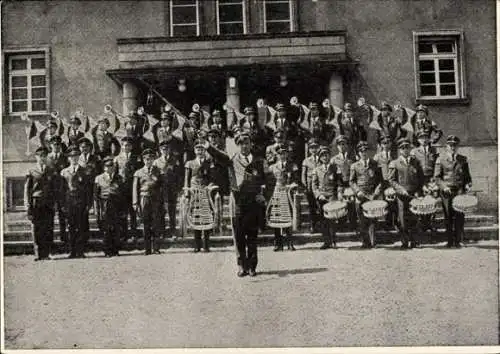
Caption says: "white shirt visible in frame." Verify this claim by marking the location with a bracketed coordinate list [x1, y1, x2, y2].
[241, 153, 253, 164]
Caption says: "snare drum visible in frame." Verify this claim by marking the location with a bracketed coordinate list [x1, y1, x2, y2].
[410, 195, 439, 216]
[323, 200, 348, 220]
[362, 200, 388, 219]
[452, 194, 478, 213]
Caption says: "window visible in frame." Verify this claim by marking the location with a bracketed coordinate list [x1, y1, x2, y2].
[6, 177, 26, 211]
[263, 0, 294, 33]
[8, 53, 49, 114]
[414, 31, 467, 102]
[217, 0, 246, 35]
[170, 0, 200, 37]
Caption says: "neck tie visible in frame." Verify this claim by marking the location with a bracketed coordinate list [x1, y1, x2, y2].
[243, 155, 249, 164]
[41, 164, 45, 173]
[73, 166, 77, 173]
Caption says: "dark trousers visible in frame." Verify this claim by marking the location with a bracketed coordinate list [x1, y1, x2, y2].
[101, 200, 121, 256]
[32, 199, 55, 259]
[66, 197, 87, 256]
[233, 207, 259, 271]
[305, 190, 319, 230]
[54, 199, 67, 242]
[441, 189, 465, 246]
[141, 196, 161, 253]
[397, 196, 420, 246]
[356, 200, 376, 247]
[273, 227, 292, 245]
[317, 199, 337, 245]
[123, 190, 137, 233]
[163, 188, 179, 235]
[194, 230, 211, 249]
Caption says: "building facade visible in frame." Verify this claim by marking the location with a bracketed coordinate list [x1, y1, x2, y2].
[2, 0, 497, 211]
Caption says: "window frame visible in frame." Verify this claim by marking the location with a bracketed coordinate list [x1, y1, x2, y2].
[413, 30, 468, 104]
[169, 0, 200, 37]
[263, 0, 295, 33]
[216, 0, 247, 35]
[6, 177, 27, 211]
[3, 46, 51, 117]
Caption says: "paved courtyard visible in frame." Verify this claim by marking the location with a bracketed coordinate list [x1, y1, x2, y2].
[3, 241, 499, 349]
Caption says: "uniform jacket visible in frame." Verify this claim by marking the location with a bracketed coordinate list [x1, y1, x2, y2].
[93, 130, 120, 158]
[312, 162, 343, 200]
[337, 116, 366, 148]
[24, 164, 59, 210]
[132, 165, 163, 205]
[67, 128, 85, 147]
[269, 160, 300, 188]
[229, 153, 271, 206]
[411, 117, 443, 145]
[308, 117, 335, 147]
[78, 153, 102, 189]
[301, 155, 320, 190]
[376, 116, 403, 145]
[60, 164, 91, 207]
[153, 153, 184, 192]
[47, 151, 69, 173]
[206, 145, 232, 196]
[114, 152, 143, 186]
[434, 153, 472, 191]
[331, 152, 355, 185]
[349, 158, 383, 196]
[94, 172, 125, 202]
[373, 150, 395, 181]
[410, 145, 438, 178]
[184, 156, 216, 189]
[250, 126, 273, 158]
[388, 155, 424, 195]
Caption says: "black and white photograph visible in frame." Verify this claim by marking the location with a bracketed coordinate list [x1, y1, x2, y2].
[1, 0, 498, 351]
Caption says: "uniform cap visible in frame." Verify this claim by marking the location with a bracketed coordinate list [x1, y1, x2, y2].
[48, 119, 58, 128]
[208, 128, 221, 137]
[142, 148, 155, 157]
[380, 101, 392, 112]
[121, 136, 133, 144]
[417, 129, 431, 139]
[189, 112, 199, 119]
[343, 103, 353, 112]
[446, 135, 460, 145]
[67, 146, 81, 157]
[235, 132, 251, 145]
[159, 138, 172, 148]
[398, 138, 411, 148]
[212, 109, 221, 116]
[194, 139, 206, 148]
[35, 147, 49, 156]
[98, 116, 110, 127]
[78, 137, 92, 146]
[379, 135, 391, 144]
[416, 104, 428, 114]
[161, 112, 174, 120]
[335, 135, 348, 145]
[275, 103, 285, 111]
[274, 129, 284, 138]
[318, 146, 330, 156]
[308, 138, 320, 147]
[357, 141, 369, 151]
[276, 144, 287, 153]
[69, 116, 82, 125]
[243, 107, 255, 115]
[49, 135, 62, 144]
[309, 102, 319, 109]
[102, 156, 114, 166]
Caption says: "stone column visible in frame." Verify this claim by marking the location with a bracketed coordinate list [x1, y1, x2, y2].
[122, 81, 139, 115]
[328, 73, 343, 107]
[226, 76, 240, 127]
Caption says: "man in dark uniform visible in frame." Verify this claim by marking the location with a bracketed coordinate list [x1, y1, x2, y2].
[373, 135, 397, 230]
[40, 119, 61, 151]
[411, 104, 443, 146]
[153, 139, 184, 239]
[338, 103, 366, 156]
[67, 115, 84, 147]
[434, 135, 472, 248]
[206, 129, 231, 197]
[388, 139, 425, 249]
[78, 137, 101, 243]
[60, 146, 91, 258]
[240, 106, 273, 158]
[47, 135, 69, 243]
[410, 129, 438, 184]
[375, 102, 404, 157]
[133, 149, 163, 255]
[265, 129, 286, 165]
[182, 113, 199, 162]
[273, 103, 288, 132]
[229, 133, 271, 277]
[94, 156, 126, 257]
[308, 102, 335, 147]
[24, 147, 57, 261]
[93, 117, 120, 159]
[350, 141, 383, 248]
[124, 112, 144, 155]
[312, 146, 343, 249]
[184, 139, 217, 252]
[301, 138, 321, 232]
[114, 136, 142, 241]
[269, 144, 300, 251]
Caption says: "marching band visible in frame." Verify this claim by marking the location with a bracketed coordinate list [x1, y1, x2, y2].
[24, 98, 476, 277]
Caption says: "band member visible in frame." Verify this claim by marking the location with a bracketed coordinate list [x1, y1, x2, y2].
[206, 129, 231, 197]
[308, 102, 335, 147]
[269, 144, 299, 251]
[229, 133, 271, 277]
[411, 105, 443, 146]
[93, 117, 120, 159]
[274, 103, 288, 131]
[331, 135, 357, 230]
[434, 135, 472, 248]
[125, 112, 144, 155]
[184, 139, 217, 252]
[183, 113, 199, 161]
[67, 115, 84, 147]
[350, 141, 383, 248]
[40, 119, 63, 151]
[241, 106, 273, 158]
[388, 139, 425, 249]
[47, 135, 69, 243]
[337, 103, 366, 156]
[24, 147, 57, 261]
[60, 146, 91, 258]
[94, 156, 126, 257]
[376, 102, 404, 157]
[153, 139, 184, 239]
[410, 129, 438, 184]
[114, 136, 143, 240]
[208, 109, 228, 147]
[154, 112, 175, 147]
[133, 149, 163, 255]
[312, 146, 343, 249]
[266, 129, 286, 165]
[373, 135, 397, 229]
[78, 137, 101, 243]
[301, 138, 321, 232]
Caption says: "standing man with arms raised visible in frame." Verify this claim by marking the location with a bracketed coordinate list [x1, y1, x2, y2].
[229, 133, 271, 277]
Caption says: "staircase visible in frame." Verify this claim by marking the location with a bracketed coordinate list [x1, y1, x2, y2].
[3, 194, 498, 255]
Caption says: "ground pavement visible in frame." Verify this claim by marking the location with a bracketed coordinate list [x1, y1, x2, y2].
[3, 240, 499, 349]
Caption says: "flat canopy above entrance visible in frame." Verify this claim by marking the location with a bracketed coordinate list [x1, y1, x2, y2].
[107, 31, 355, 84]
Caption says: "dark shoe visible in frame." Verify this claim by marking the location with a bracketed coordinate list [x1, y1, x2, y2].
[144, 250, 152, 255]
[288, 243, 296, 251]
[77, 254, 86, 259]
[332, 242, 337, 249]
[249, 269, 257, 277]
[446, 243, 453, 248]
[237, 268, 248, 277]
[273, 245, 283, 252]
[153, 250, 162, 254]
[320, 243, 331, 250]
[203, 248, 210, 253]
[105, 254, 113, 258]
[67, 254, 77, 259]
[410, 241, 418, 249]
[401, 243, 409, 250]
[454, 243, 462, 248]
[193, 248, 201, 253]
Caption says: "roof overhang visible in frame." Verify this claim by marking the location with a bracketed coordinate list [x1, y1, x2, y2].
[106, 31, 358, 85]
